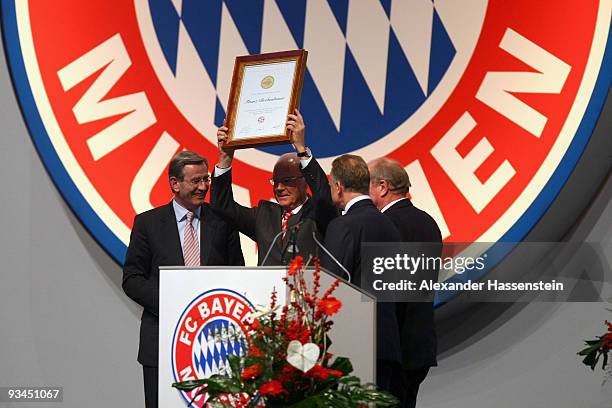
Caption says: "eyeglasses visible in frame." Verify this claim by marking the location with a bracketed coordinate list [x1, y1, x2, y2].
[269, 175, 304, 186]
[183, 175, 211, 186]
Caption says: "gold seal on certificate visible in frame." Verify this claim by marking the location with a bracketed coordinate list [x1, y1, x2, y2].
[260, 75, 275, 89]
[223, 49, 308, 149]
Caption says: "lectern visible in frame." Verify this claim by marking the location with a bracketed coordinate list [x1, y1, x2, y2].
[158, 266, 376, 407]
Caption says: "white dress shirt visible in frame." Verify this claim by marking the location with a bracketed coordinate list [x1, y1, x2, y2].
[172, 199, 201, 249]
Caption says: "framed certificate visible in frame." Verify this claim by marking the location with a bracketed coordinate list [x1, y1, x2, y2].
[223, 49, 308, 149]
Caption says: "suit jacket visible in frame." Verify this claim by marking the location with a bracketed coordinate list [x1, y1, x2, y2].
[321, 199, 403, 363]
[122, 202, 244, 367]
[210, 158, 337, 265]
[384, 198, 442, 369]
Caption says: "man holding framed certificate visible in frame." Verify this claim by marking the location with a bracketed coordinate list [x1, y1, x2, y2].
[211, 110, 337, 266]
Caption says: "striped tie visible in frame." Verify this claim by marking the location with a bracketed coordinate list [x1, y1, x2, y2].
[183, 211, 200, 267]
[281, 211, 292, 240]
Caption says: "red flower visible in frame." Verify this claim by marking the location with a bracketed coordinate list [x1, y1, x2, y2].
[288, 256, 304, 276]
[603, 332, 612, 350]
[241, 364, 263, 379]
[276, 364, 298, 384]
[249, 318, 261, 330]
[317, 297, 342, 315]
[323, 279, 341, 298]
[248, 345, 265, 357]
[313, 263, 321, 298]
[259, 380, 286, 396]
[602, 321, 612, 351]
[306, 364, 343, 380]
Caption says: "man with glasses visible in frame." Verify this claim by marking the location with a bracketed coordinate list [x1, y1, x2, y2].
[212, 111, 336, 265]
[122, 151, 244, 408]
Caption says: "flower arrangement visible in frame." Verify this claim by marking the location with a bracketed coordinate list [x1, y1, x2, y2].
[578, 318, 612, 372]
[173, 256, 398, 407]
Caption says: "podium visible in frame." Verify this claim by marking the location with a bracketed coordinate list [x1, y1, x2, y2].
[158, 266, 376, 407]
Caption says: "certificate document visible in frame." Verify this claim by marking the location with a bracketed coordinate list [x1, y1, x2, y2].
[224, 49, 307, 149]
[233, 60, 296, 140]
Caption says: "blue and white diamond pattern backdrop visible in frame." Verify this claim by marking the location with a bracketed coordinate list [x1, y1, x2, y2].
[139, 0, 487, 160]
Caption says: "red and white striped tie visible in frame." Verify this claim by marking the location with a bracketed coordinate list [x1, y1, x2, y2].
[183, 211, 200, 267]
[281, 211, 293, 240]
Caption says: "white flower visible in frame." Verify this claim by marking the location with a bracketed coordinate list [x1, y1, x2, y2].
[286, 340, 320, 372]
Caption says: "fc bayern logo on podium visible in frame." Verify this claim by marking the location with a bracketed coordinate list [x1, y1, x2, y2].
[172, 289, 254, 407]
[2, 1, 610, 282]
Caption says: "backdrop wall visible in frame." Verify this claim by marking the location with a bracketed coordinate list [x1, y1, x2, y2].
[0, 24, 610, 408]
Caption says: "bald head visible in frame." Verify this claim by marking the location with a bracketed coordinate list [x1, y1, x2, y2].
[273, 153, 302, 179]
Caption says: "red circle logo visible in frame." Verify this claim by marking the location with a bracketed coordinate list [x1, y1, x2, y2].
[2, 0, 610, 266]
[172, 289, 254, 407]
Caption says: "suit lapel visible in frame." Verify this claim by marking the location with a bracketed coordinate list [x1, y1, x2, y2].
[200, 205, 217, 265]
[161, 202, 184, 266]
[272, 204, 284, 251]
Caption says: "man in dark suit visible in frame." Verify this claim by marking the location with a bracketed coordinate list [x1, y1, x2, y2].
[212, 111, 336, 265]
[122, 151, 244, 408]
[321, 154, 404, 401]
[369, 157, 442, 408]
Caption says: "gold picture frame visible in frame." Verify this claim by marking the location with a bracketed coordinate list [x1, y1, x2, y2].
[223, 49, 308, 149]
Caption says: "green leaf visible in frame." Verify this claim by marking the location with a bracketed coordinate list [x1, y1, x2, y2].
[578, 344, 600, 356]
[174, 375, 244, 405]
[325, 334, 333, 350]
[582, 350, 599, 370]
[329, 357, 353, 376]
[338, 376, 360, 386]
[203, 376, 243, 395]
[227, 354, 242, 380]
[286, 395, 326, 408]
[282, 375, 400, 407]
[172, 379, 207, 391]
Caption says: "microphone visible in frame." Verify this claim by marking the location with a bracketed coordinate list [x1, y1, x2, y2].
[288, 220, 301, 253]
[260, 229, 284, 266]
[311, 231, 352, 283]
[281, 220, 305, 264]
[261, 220, 305, 266]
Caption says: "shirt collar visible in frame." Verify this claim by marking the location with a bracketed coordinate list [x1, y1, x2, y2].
[172, 199, 201, 222]
[342, 195, 371, 215]
[284, 197, 308, 216]
[380, 197, 407, 213]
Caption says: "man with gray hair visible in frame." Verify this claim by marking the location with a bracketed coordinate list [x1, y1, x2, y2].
[123, 151, 244, 408]
[369, 157, 442, 408]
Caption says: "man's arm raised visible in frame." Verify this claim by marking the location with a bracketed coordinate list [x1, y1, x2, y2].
[290, 110, 338, 233]
[210, 125, 258, 241]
